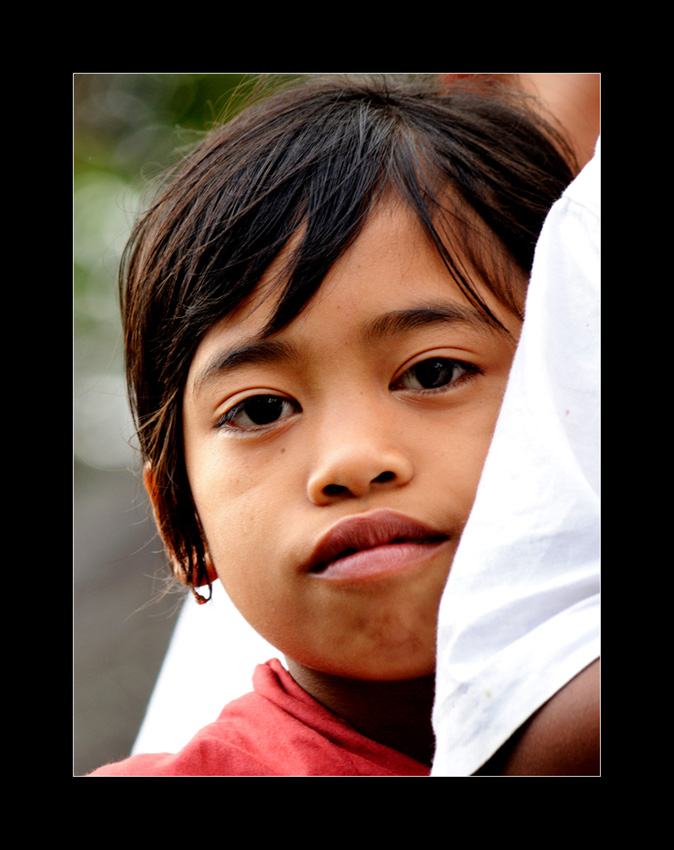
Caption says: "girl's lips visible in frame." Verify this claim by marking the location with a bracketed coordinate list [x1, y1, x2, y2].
[304, 509, 450, 581]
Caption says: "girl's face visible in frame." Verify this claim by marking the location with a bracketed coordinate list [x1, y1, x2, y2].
[181, 203, 522, 681]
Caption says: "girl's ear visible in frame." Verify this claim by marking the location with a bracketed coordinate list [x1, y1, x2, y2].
[143, 463, 218, 588]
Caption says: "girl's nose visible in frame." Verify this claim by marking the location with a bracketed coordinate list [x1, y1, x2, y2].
[307, 436, 414, 505]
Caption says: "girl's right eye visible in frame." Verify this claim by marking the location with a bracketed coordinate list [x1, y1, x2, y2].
[217, 395, 300, 431]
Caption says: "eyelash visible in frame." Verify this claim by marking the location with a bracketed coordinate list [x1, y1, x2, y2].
[216, 395, 300, 432]
[390, 357, 481, 394]
[216, 357, 481, 433]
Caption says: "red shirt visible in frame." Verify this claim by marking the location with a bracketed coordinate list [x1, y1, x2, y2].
[89, 659, 430, 776]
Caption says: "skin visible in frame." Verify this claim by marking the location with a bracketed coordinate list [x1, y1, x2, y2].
[518, 73, 600, 169]
[178, 202, 523, 765]
[477, 659, 600, 775]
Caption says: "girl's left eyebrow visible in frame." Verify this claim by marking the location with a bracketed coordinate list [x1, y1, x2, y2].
[362, 302, 500, 344]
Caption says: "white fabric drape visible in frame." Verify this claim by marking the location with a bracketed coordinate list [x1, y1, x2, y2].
[431, 140, 600, 776]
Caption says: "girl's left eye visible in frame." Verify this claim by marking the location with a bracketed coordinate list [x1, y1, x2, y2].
[218, 395, 300, 431]
[393, 357, 479, 392]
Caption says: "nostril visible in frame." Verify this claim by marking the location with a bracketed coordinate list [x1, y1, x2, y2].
[373, 471, 395, 484]
[323, 484, 347, 497]
[314, 468, 405, 503]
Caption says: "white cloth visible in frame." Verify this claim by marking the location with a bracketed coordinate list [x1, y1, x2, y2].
[431, 140, 600, 775]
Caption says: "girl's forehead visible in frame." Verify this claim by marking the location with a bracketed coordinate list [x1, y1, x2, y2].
[247, 201, 463, 315]
[198, 203, 444, 338]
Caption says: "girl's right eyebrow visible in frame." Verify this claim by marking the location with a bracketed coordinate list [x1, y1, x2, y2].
[192, 339, 299, 396]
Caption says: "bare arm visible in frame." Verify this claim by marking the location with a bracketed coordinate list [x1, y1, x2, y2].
[518, 73, 600, 169]
[475, 658, 600, 776]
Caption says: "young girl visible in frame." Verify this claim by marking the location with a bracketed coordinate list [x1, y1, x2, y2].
[89, 74, 583, 776]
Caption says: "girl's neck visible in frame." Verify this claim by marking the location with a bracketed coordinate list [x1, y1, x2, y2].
[285, 657, 436, 767]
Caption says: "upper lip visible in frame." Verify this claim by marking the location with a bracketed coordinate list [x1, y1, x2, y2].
[304, 509, 449, 573]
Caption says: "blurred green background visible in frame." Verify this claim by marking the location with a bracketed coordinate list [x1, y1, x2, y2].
[74, 73, 258, 469]
[73, 73, 264, 775]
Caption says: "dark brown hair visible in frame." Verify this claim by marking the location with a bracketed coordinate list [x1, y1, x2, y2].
[121, 74, 577, 596]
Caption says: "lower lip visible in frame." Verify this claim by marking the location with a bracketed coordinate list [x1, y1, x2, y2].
[310, 539, 449, 583]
